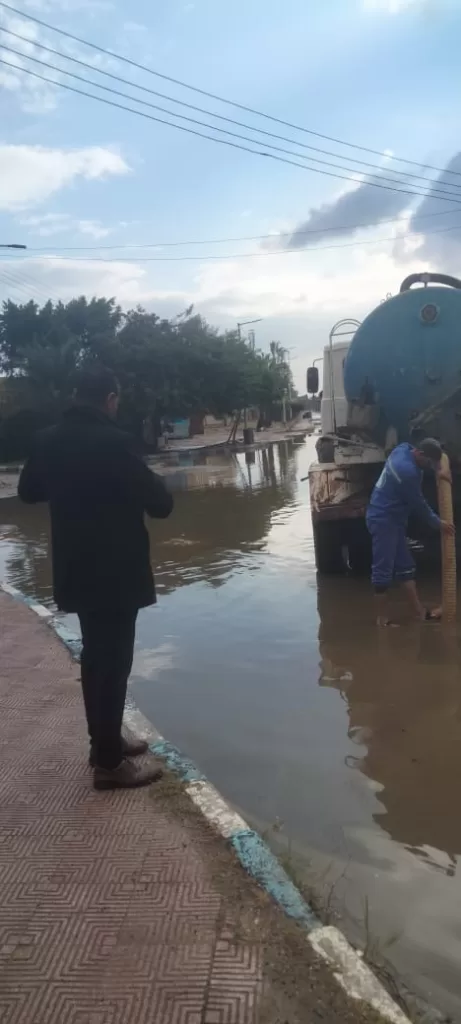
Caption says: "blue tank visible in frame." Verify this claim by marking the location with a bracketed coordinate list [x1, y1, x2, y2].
[343, 273, 461, 452]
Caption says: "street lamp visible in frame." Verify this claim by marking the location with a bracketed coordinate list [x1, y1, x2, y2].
[237, 318, 263, 346]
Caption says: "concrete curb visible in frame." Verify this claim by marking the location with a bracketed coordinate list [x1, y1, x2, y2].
[1, 581, 411, 1024]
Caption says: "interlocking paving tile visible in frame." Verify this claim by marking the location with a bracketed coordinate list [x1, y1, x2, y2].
[204, 939, 263, 1024]
[0, 594, 267, 1024]
[0, 590, 392, 1024]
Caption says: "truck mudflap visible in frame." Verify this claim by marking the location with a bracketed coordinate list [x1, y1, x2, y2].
[309, 462, 381, 522]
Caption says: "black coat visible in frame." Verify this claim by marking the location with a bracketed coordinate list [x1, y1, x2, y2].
[18, 406, 173, 612]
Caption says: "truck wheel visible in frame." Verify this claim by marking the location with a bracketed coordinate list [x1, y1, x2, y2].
[313, 521, 345, 574]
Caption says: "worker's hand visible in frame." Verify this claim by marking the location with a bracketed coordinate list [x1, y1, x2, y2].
[441, 520, 455, 536]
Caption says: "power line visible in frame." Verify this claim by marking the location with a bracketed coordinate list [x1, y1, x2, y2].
[0, 267, 54, 304]
[0, 260, 63, 303]
[2, 26, 461, 195]
[21, 207, 461, 253]
[3, 56, 461, 210]
[0, 270, 31, 300]
[3, 220, 461, 263]
[8, 47, 461, 200]
[1, 0, 459, 181]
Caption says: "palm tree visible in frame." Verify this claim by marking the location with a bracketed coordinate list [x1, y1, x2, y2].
[269, 341, 286, 365]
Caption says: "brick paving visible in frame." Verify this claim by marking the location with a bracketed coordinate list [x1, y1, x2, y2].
[0, 592, 383, 1024]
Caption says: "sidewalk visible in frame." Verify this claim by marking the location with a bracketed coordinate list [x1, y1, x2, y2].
[159, 422, 312, 455]
[0, 591, 388, 1024]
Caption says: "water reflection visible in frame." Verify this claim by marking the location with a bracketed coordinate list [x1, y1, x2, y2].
[0, 514, 51, 604]
[318, 577, 461, 870]
[0, 440, 303, 603]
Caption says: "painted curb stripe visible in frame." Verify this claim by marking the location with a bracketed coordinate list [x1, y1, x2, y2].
[0, 582, 412, 1024]
[231, 828, 320, 931]
[150, 738, 206, 782]
[186, 779, 248, 839]
[310, 926, 410, 1024]
[51, 621, 82, 659]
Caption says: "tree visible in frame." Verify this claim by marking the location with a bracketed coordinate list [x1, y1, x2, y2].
[0, 297, 294, 454]
[0, 296, 121, 405]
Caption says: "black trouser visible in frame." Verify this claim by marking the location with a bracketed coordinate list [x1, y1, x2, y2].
[77, 607, 138, 770]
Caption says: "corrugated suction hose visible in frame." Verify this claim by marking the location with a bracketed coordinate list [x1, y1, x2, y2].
[437, 453, 457, 622]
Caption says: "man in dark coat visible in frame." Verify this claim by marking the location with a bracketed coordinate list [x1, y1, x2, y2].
[18, 365, 173, 790]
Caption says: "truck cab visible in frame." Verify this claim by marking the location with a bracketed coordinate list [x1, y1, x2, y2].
[320, 340, 349, 435]
[308, 331, 385, 574]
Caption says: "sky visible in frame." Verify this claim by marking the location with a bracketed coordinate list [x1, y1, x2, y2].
[1, 0, 461, 391]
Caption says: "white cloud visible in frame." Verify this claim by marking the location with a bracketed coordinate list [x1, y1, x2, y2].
[0, 257, 179, 309]
[76, 220, 111, 239]
[364, 0, 417, 9]
[189, 248, 409, 319]
[0, 9, 116, 113]
[19, 212, 112, 238]
[19, 213, 71, 236]
[0, 243, 417, 318]
[0, 13, 59, 114]
[0, 143, 129, 210]
[363, 0, 441, 11]
[122, 21, 147, 32]
[8, 0, 113, 13]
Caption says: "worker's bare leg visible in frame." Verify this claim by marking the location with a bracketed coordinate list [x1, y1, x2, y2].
[374, 590, 397, 627]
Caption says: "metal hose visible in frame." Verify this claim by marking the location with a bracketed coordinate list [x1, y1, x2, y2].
[437, 453, 457, 622]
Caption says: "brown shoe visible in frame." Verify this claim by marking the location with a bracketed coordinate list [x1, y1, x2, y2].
[89, 733, 149, 768]
[93, 758, 163, 791]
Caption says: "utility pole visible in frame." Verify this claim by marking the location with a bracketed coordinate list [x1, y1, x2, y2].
[281, 345, 294, 421]
[236, 317, 263, 429]
[237, 318, 262, 343]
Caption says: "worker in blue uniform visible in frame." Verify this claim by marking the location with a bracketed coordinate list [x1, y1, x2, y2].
[366, 438, 454, 626]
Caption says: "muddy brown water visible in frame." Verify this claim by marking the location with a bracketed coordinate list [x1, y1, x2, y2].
[1, 437, 461, 1021]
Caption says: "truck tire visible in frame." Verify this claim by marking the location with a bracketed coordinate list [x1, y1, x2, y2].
[313, 521, 345, 574]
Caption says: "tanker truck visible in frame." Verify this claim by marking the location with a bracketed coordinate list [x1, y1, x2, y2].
[308, 272, 461, 573]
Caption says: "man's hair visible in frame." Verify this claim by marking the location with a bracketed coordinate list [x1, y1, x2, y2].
[74, 364, 120, 407]
[417, 437, 443, 463]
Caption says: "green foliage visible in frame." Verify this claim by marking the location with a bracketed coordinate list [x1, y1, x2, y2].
[0, 296, 294, 443]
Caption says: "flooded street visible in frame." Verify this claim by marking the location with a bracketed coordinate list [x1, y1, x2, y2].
[1, 437, 461, 1020]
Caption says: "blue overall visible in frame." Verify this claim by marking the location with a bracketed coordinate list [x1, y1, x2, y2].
[366, 443, 440, 589]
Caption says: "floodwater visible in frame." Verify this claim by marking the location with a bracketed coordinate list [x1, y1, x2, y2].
[1, 437, 461, 1021]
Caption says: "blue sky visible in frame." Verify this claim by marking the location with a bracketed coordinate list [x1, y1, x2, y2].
[1, 0, 461, 388]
